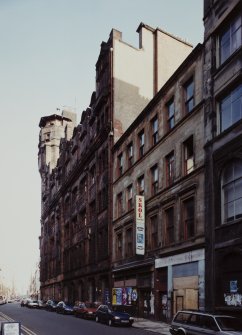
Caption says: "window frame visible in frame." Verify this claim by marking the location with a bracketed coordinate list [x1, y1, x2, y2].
[151, 164, 159, 196]
[151, 115, 158, 145]
[181, 197, 195, 240]
[127, 142, 133, 168]
[219, 84, 242, 132]
[126, 227, 133, 257]
[150, 215, 158, 249]
[221, 160, 242, 224]
[117, 152, 123, 177]
[184, 77, 194, 113]
[166, 97, 175, 130]
[218, 14, 242, 66]
[164, 206, 175, 245]
[184, 136, 194, 175]
[127, 184, 133, 211]
[166, 151, 175, 186]
[138, 130, 145, 158]
[137, 175, 145, 196]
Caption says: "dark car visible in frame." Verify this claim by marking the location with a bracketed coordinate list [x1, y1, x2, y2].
[74, 301, 100, 319]
[169, 310, 242, 335]
[45, 299, 58, 312]
[56, 301, 74, 315]
[95, 304, 134, 327]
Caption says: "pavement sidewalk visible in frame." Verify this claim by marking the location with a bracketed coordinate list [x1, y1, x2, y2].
[133, 318, 170, 334]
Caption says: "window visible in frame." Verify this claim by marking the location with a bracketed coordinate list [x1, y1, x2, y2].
[116, 232, 122, 259]
[219, 15, 242, 65]
[117, 153, 123, 177]
[126, 228, 133, 257]
[138, 130, 145, 158]
[165, 207, 174, 245]
[166, 152, 175, 186]
[151, 116, 158, 145]
[127, 142, 133, 168]
[151, 165, 159, 195]
[137, 175, 145, 196]
[127, 184, 133, 211]
[184, 78, 194, 113]
[150, 215, 158, 249]
[220, 84, 242, 132]
[184, 136, 194, 174]
[117, 192, 123, 217]
[181, 197, 195, 240]
[221, 160, 242, 223]
[167, 98, 175, 130]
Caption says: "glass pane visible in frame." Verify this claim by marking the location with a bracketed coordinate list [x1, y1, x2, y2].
[234, 161, 242, 179]
[231, 85, 242, 102]
[169, 117, 175, 129]
[220, 39, 230, 63]
[235, 179, 242, 199]
[221, 103, 231, 131]
[220, 29, 230, 46]
[224, 183, 234, 203]
[227, 202, 235, 221]
[186, 81, 194, 99]
[235, 198, 242, 218]
[232, 29, 241, 52]
[231, 16, 241, 33]
[188, 99, 194, 112]
[232, 99, 241, 124]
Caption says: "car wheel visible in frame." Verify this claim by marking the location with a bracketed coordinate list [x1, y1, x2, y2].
[95, 315, 99, 323]
[108, 319, 112, 327]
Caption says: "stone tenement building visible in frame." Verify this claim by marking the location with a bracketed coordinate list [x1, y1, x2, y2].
[112, 43, 204, 321]
[203, 0, 242, 317]
[38, 0, 242, 320]
[38, 24, 192, 305]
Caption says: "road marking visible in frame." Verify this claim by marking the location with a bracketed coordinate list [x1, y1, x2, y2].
[0, 311, 38, 335]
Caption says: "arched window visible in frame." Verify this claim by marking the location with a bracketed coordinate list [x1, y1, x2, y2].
[221, 160, 242, 223]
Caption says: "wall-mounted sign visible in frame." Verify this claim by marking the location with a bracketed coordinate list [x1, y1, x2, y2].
[230, 280, 238, 293]
[1, 322, 21, 335]
[135, 195, 145, 255]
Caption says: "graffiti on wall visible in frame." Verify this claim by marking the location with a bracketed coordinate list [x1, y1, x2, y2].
[224, 293, 242, 306]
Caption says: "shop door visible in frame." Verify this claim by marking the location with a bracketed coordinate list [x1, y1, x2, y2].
[173, 288, 198, 314]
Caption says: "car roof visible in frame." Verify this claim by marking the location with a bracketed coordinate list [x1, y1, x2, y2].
[176, 310, 236, 318]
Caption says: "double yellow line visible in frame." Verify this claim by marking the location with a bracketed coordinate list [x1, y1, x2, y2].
[0, 311, 38, 335]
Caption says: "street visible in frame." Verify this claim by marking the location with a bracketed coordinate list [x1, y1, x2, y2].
[0, 302, 150, 335]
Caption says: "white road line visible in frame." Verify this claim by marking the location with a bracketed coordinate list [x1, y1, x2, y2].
[0, 311, 38, 335]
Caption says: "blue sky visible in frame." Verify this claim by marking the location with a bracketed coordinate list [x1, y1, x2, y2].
[0, 0, 203, 294]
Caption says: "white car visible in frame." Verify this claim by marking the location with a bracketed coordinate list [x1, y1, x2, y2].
[27, 300, 39, 308]
[170, 310, 242, 335]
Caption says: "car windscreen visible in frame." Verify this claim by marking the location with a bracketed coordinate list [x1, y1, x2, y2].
[216, 316, 242, 331]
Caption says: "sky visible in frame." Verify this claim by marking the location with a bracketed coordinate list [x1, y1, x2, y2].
[0, 0, 204, 295]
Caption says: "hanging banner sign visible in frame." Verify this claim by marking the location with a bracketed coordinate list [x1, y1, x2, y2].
[136, 195, 145, 255]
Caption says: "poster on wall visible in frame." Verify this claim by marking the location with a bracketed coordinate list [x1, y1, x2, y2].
[112, 287, 137, 305]
[230, 280, 238, 293]
[135, 195, 145, 255]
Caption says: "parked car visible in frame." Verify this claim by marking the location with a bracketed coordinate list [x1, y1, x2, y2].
[27, 300, 39, 308]
[45, 300, 58, 312]
[95, 304, 134, 327]
[55, 301, 74, 315]
[74, 301, 100, 319]
[20, 298, 31, 307]
[37, 300, 46, 309]
[169, 310, 242, 335]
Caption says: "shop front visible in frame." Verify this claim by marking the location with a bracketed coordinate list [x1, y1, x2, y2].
[155, 249, 205, 321]
[112, 261, 154, 318]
